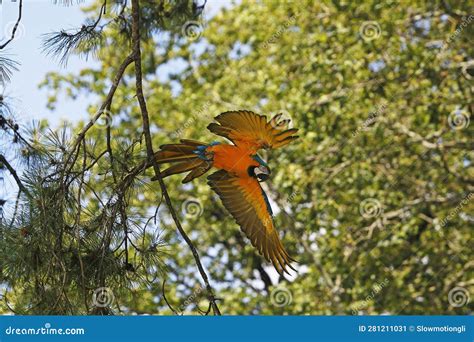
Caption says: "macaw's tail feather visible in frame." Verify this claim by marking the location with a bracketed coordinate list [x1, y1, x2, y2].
[153, 139, 213, 183]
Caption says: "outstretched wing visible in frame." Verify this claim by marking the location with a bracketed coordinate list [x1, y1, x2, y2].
[208, 170, 296, 274]
[207, 110, 298, 153]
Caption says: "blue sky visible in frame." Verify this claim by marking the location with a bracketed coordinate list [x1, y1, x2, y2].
[1, 0, 98, 126]
[1, 0, 234, 126]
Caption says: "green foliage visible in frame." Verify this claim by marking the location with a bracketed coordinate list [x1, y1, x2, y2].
[1, 0, 473, 315]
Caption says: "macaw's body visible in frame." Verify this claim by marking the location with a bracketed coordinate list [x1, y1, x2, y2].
[208, 144, 258, 176]
[154, 110, 299, 274]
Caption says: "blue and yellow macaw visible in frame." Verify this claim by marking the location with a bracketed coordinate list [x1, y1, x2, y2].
[155, 110, 298, 274]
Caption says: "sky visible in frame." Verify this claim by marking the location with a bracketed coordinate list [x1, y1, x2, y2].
[1, 0, 99, 126]
[1, 0, 234, 126]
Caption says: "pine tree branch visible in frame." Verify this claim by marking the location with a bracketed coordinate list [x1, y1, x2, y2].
[0, 0, 23, 50]
[130, 0, 221, 316]
[63, 53, 134, 172]
[162, 279, 180, 315]
[42, 1, 107, 65]
[0, 154, 30, 198]
[0, 55, 20, 84]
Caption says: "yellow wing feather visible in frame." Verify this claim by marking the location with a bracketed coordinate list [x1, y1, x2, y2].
[207, 110, 299, 153]
[208, 170, 295, 274]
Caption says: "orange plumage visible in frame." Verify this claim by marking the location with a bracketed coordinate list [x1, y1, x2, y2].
[154, 110, 299, 274]
[207, 144, 258, 176]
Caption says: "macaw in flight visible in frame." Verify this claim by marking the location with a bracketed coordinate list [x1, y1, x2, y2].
[154, 110, 299, 274]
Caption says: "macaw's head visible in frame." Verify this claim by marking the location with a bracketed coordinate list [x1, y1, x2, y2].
[248, 155, 271, 182]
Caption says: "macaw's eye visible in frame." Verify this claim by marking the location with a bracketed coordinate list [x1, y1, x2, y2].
[252, 165, 271, 182]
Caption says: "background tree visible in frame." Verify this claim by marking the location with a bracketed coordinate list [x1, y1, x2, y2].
[1, 0, 473, 315]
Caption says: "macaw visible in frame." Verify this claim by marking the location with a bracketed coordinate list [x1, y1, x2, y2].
[154, 110, 299, 274]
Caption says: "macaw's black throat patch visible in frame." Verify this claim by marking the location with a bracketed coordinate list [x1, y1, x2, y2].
[248, 165, 271, 182]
